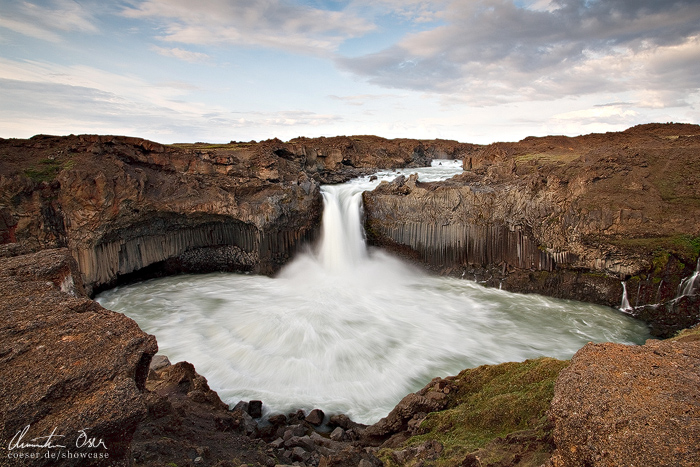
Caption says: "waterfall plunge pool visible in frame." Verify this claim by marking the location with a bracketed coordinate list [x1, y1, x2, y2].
[96, 161, 651, 424]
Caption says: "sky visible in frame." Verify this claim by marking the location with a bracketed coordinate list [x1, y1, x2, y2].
[1, 0, 699, 144]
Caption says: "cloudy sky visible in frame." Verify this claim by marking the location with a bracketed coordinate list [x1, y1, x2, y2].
[1, 0, 699, 144]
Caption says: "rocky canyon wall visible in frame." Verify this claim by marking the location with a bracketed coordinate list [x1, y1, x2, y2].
[1, 127, 699, 466]
[0, 135, 326, 294]
[0, 134, 476, 295]
[364, 124, 700, 336]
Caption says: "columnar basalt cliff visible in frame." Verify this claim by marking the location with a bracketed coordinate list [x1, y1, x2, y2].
[0, 134, 475, 295]
[1, 126, 699, 466]
[0, 135, 326, 295]
[364, 123, 700, 336]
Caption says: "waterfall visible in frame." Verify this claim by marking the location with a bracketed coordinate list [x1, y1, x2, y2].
[316, 185, 368, 271]
[620, 281, 632, 311]
[677, 258, 700, 298]
[96, 161, 651, 424]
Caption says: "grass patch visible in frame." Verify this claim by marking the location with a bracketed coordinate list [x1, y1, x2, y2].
[670, 324, 700, 342]
[379, 357, 569, 467]
[660, 135, 699, 140]
[23, 158, 62, 182]
[514, 152, 580, 164]
[170, 142, 253, 150]
[608, 235, 700, 264]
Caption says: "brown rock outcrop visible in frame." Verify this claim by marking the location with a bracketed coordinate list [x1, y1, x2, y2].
[547, 337, 700, 466]
[286, 135, 477, 173]
[131, 360, 276, 467]
[0, 134, 475, 295]
[0, 135, 324, 294]
[364, 123, 700, 334]
[0, 248, 157, 467]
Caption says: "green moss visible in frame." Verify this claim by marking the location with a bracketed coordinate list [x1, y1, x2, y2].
[23, 158, 62, 182]
[669, 324, 700, 342]
[609, 235, 700, 265]
[583, 271, 609, 279]
[378, 358, 569, 467]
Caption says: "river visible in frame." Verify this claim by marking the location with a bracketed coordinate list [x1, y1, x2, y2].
[96, 161, 650, 424]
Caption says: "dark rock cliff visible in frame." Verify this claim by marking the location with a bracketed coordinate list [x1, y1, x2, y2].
[364, 123, 700, 336]
[0, 134, 474, 295]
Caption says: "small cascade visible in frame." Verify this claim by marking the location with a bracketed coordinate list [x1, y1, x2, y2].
[620, 281, 633, 312]
[676, 258, 700, 298]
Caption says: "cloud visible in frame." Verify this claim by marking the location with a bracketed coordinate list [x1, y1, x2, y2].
[328, 93, 403, 106]
[151, 46, 210, 63]
[0, 58, 344, 142]
[347, 0, 449, 24]
[338, 0, 700, 106]
[122, 0, 375, 55]
[0, 0, 98, 41]
[553, 105, 638, 123]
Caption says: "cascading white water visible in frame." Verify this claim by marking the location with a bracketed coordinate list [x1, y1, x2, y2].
[620, 281, 632, 311]
[677, 258, 700, 298]
[317, 186, 367, 270]
[96, 161, 650, 424]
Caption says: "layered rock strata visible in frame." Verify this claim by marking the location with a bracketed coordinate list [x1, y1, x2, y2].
[364, 123, 700, 335]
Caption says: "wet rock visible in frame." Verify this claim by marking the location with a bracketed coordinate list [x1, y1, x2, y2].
[305, 408, 325, 426]
[330, 427, 345, 441]
[248, 400, 263, 419]
[287, 409, 307, 424]
[283, 424, 307, 440]
[149, 354, 171, 371]
[328, 414, 367, 432]
[291, 446, 311, 462]
[268, 414, 288, 426]
[233, 401, 249, 413]
[364, 393, 446, 440]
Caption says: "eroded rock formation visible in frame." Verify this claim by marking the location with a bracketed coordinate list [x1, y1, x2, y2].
[0, 135, 327, 295]
[364, 123, 700, 335]
[1, 126, 699, 466]
[0, 134, 475, 295]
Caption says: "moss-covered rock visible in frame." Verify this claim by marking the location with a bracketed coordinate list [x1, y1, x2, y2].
[376, 357, 569, 467]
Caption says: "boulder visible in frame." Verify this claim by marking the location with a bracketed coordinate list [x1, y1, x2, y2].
[305, 408, 325, 426]
[248, 400, 263, 419]
[547, 338, 700, 466]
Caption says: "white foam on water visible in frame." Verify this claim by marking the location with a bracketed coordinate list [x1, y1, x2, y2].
[97, 162, 650, 424]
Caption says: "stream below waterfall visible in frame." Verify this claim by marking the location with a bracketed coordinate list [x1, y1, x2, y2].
[96, 161, 651, 424]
